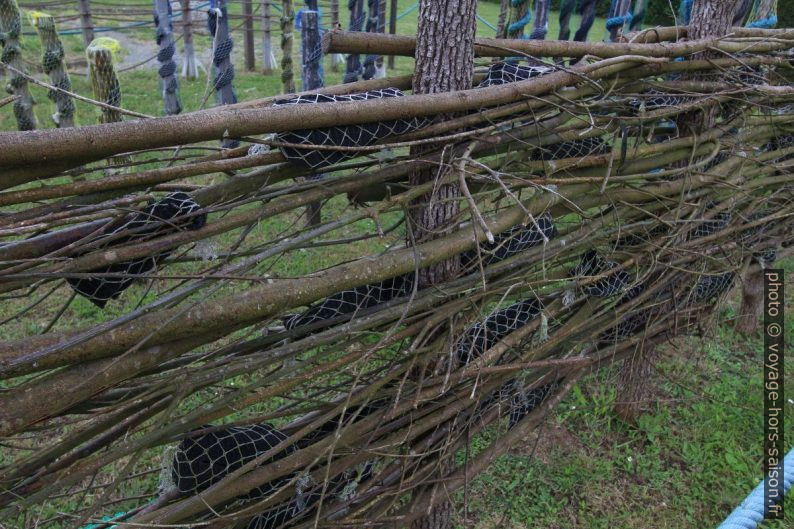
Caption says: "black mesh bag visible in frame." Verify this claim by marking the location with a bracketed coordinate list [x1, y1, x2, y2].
[67, 192, 206, 308]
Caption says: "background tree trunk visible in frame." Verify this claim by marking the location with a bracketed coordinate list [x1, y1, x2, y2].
[409, 1, 476, 527]
[180, 0, 198, 80]
[615, 0, 740, 424]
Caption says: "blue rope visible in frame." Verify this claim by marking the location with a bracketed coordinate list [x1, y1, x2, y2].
[507, 11, 531, 35]
[24, 1, 211, 36]
[395, 2, 418, 21]
[717, 447, 794, 529]
[79, 511, 128, 529]
[606, 11, 632, 30]
[748, 15, 777, 28]
[476, 13, 497, 31]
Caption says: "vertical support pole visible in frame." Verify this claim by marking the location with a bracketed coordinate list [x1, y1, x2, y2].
[32, 12, 75, 127]
[77, 0, 95, 48]
[154, 0, 182, 115]
[606, 0, 633, 42]
[506, 0, 529, 40]
[387, 0, 397, 69]
[87, 38, 129, 168]
[87, 39, 122, 124]
[362, 0, 379, 79]
[301, 3, 323, 92]
[243, 0, 255, 71]
[180, 0, 197, 79]
[573, 0, 597, 42]
[343, 0, 365, 83]
[262, 0, 277, 74]
[374, 0, 386, 77]
[529, 0, 549, 40]
[301, 7, 323, 226]
[0, 0, 37, 131]
[496, 0, 509, 38]
[281, 0, 295, 93]
[629, 0, 647, 32]
[208, 0, 239, 147]
[330, 0, 343, 71]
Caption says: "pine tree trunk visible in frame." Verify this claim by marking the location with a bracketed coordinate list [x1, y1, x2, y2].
[736, 267, 764, 336]
[615, 0, 739, 424]
[681, 0, 740, 131]
[408, 0, 476, 289]
[408, 1, 476, 527]
[615, 343, 655, 424]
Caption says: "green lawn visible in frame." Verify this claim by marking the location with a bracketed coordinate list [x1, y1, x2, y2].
[0, 1, 609, 130]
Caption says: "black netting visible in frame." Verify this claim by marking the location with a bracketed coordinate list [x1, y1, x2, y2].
[284, 215, 556, 331]
[571, 249, 630, 298]
[274, 88, 429, 169]
[455, 298, 543, 365]
[67, 192, 206, 308]
[690, 272, 735, 304]
[597, 278, 655, 344]
[535, 137, 609, 160]
[628, 90, 690, 112]
[477, 61, 555, 88]
[461, 213, 557, 269]
[283, 275, 412, 330]
[508, 381, 556, 428]
[687, 203, 732, 240]
[172, 415, 376, 528]
[172, 423, 294, 498]
[754, 247, 778, 266]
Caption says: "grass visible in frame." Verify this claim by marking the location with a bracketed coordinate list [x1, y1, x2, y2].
[2, 2, 793, 528]
[455, 268, 794, 528]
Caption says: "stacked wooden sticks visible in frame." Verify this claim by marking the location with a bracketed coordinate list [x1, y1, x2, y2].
[0, 27, 793, 529]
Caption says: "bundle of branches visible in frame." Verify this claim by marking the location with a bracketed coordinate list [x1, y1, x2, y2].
[0, 26, 793, 529]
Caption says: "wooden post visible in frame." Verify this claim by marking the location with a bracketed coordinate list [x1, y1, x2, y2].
[87, 40, 122, 124]
[506, 0, 528, 39]
[496, 0, 508, 37]
[343, 0, 364, 83]
[207, 0, 239, 147]
[154, 0, 182, 115]
[530, 0, 549, 40]
[32, 12, 75, 127]
[262, 0, 277, 74]
[301, 7, 323, 226]
[362, 0, 379, 79]
[375, 0, 387, 77]
[0, 0, 37, 131]
[180, 0, 197, 79]
[280, 0, 295, 93]
[77, 0, 95, 48]
[606, 0, 633, 42]
[387, 0, 397, 69]
[87, 38, 130, 167]
[330, 0, 343, 71]
[243, 0, 255, 71]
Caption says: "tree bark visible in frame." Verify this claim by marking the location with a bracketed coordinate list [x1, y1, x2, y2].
[180, 0, 198, 80]
[408, 1, 476, 527]
[736, 267, 764, 336]
[408, 0, 476, 288]
[615, 0, 740, 423]
[243, 0, 256, 71]
[615, 343, 655, 424]
[77, 0, 95, 47]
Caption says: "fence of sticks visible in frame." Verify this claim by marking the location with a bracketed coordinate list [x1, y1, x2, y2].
[0, 23, 793, 529]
